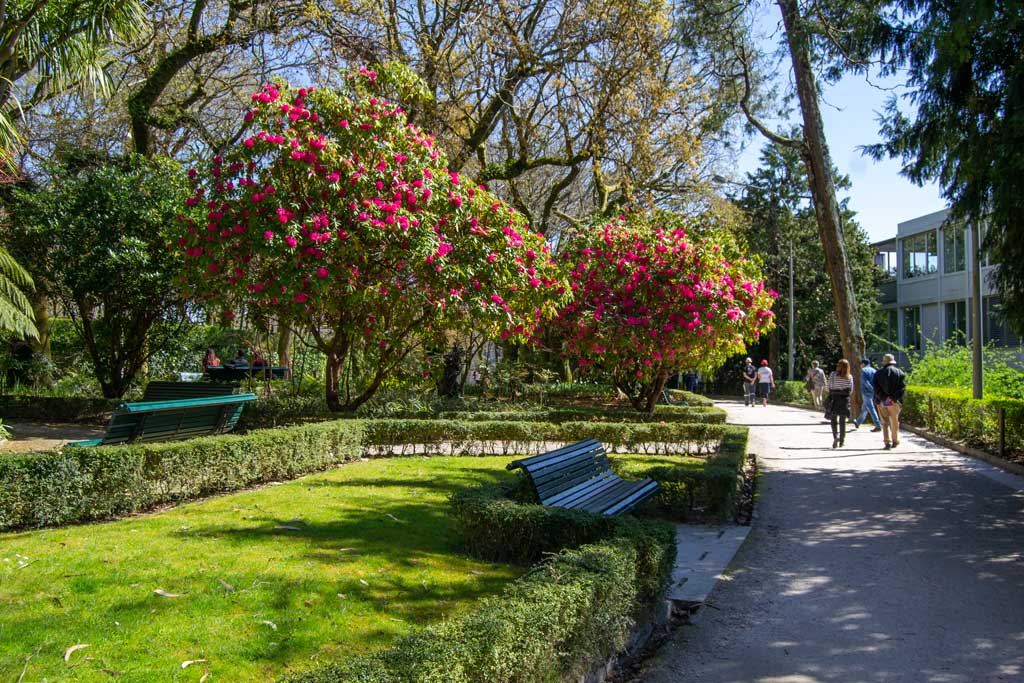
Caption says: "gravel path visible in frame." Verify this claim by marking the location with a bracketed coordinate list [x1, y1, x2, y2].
[641, 400, 1024, 683]
[0, 420, 103, 452]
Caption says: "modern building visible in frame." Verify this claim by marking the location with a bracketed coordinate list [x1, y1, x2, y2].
[872, 208, 1020, 356]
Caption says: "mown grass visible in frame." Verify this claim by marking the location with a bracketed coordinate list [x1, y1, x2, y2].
[0, 456, 521, 682]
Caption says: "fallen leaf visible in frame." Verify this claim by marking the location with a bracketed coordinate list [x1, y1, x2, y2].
[101, 669, 121, 677]
[200, 667, 211, 682]
[64, 644, 89, 663]
[337, 593, 347, 599]
[181, 658, 207, 669]
[470, 570, 483, 576]
[273, 526, 302, 531]
[303, 600, 313, 607]
[217, 579, 235, 592]
[337, 548, 356, 553]
[285, 518, 304, 525]
[385, 513, 403, 523]
[261, 620, 277, 630]
[358, 579, 369, 587]
[153, 589, 185, 598]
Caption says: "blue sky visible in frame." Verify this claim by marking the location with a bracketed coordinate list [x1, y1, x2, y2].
[727, 6, 946, 244]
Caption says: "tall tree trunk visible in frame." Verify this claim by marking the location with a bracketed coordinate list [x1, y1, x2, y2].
[777, 0, 866, 413]
[643, 370, 671, 414]
[276, 322, 291, 372]
[325, 352, 343, 412]
[30, 294, 51, 358]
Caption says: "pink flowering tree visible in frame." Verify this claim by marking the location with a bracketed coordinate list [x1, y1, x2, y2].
[178, 66, 568, 412]
[557, 209, 776, 412]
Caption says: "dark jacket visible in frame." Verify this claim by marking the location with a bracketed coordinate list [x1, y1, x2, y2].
[872, 364, 907, 403]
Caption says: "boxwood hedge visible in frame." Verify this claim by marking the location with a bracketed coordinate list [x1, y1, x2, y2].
[284, 529, 674, 683]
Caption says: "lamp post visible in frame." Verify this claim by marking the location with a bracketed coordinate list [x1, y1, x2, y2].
[969, 221, 983, 399]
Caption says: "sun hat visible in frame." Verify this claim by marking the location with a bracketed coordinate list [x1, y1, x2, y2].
[760, 359, 768, 366]
[882, 353, 895, 365]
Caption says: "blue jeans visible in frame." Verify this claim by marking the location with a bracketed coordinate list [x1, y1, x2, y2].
[856, 394, 881, 426]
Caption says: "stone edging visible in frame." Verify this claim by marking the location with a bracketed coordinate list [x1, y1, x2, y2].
[769, 399, 1024, 479]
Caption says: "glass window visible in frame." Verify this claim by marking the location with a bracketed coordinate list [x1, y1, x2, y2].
[901, 230, 938, 278]
[903, 306, 921, 350]
[943, 225, 966, 273]
[984, 297, 1021, 346]
[944, 300, 967, 344]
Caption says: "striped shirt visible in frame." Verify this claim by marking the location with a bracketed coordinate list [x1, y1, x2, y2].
[827, 372, 854, 392]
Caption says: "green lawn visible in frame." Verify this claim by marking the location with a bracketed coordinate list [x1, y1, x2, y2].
[0, 456, 520, 682]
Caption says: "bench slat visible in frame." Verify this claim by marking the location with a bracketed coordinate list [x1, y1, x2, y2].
[508, 438, 659, 518]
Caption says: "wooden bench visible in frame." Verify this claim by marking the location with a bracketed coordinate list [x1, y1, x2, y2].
[66, 393, 257, 448]
[506, 439, 659, 516]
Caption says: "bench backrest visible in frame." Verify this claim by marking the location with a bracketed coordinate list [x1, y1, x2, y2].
[97, 394, 257, 446]
[142, 381, 239, 402]
[506, 439, 612, 504]
[206, 366, 289, 382]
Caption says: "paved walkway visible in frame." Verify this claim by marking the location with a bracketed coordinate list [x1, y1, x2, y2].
[641, 400, 1024, 683]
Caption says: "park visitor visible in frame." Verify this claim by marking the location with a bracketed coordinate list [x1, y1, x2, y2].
[872, 353, 907, 450]
[756, 359, 775, 407]
[252, 349, 267, 368]
[826, 359, 854, 448]
[805, 360, 827, 409]
[742, 357, 757, 406]
[852, 358, 882, 432]
[229, 348, 249, 368]
[202, 348, 220, 373]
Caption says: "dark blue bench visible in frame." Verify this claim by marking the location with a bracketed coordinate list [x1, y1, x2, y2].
[507, 439, 659, 516]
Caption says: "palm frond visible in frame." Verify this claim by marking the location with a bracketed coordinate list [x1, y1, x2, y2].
[0, 246, 37, 339]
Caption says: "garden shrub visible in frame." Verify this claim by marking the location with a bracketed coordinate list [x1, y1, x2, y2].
[769, 380, 812, 405]
[616, 425, 749, 522]
[285, 534, 674, 683]
[0, 420, 363, 530]
[901, 386, 1024, 456]
[361, 419, 725, 456]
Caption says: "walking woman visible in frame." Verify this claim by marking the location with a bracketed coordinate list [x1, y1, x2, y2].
[826, 359, 854, 448]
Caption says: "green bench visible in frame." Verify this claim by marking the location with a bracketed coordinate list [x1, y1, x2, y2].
[67, 385, 257, 448]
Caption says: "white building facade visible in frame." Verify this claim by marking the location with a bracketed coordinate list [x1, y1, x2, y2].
[873, 208, 1020, 355]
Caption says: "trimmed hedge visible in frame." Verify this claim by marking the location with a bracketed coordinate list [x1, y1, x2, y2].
[362, 419, 725, 456]
[0, 420, 363, 530]
[616, 425, 749, 522]
[238, 398, 724, 431]
[901, 386, 1024, 456]
[0, 394, 119, 423]
[285, 526, 674, 683]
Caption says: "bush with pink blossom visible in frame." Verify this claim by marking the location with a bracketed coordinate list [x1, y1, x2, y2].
[557, 209, 776, 412]
[179, 66, 568, 411]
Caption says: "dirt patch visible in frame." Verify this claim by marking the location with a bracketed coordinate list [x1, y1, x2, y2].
[0, 420, 105, 452]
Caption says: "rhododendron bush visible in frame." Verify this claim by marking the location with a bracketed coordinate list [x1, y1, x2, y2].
[557, 210, 776, 412]
[179, 66, 568, 411]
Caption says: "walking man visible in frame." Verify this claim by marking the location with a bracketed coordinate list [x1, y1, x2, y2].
[742, 357, 757, 406]
[805, 360, 826, 409]
[852, 358, 882, 432]
[872, 353, 907, 449]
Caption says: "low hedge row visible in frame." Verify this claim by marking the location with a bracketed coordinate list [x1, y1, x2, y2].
[238, 396, 723, 430]
[0, 420, 364, 530]
[0, 394, 119, 423]
[901, 386, 1024, 456]
[362, 419, 725, 456]
[617, 425, 749, 522]
[1, 418, 730, 530]
[287, 513, 674, 683]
